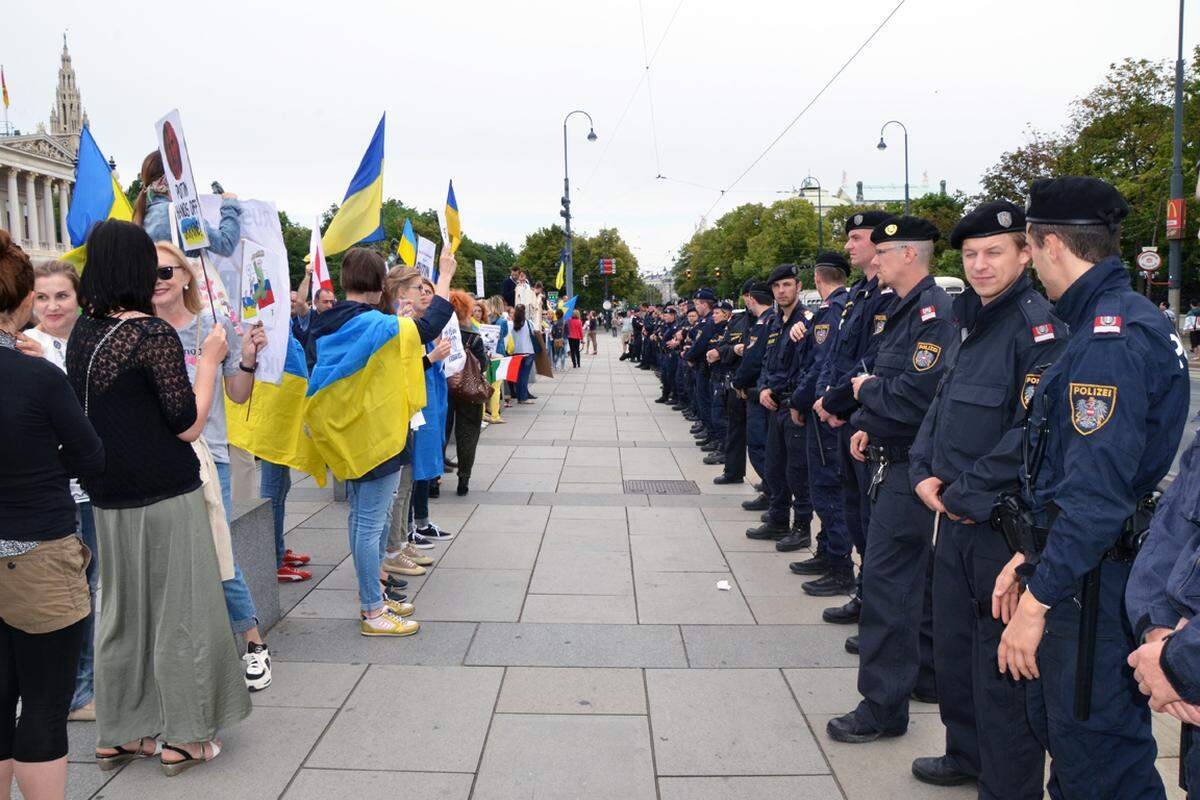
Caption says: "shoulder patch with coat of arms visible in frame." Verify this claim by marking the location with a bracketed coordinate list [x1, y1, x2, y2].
[873, 314, 887, 335]
[912, 342, 942, 372]
[920, 305, 937, 322]
[1069, 383, 1116, 435]
[1019, 373, 1041, 409]
[1093, 316, 1123, 335]
[814, 324, 830, 344]
[1031, 324, 1055, 343]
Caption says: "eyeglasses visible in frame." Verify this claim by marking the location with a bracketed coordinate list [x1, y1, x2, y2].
[874, 245, 909, 257]
[157, 266, 179, 281]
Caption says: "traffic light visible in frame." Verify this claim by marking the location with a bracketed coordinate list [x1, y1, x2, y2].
[560, 196, 570, 220]
[685, 268, 693, 280]
[715, 266, 722, 279]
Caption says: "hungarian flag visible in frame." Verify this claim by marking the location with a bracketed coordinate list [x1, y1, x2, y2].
[487, 355, 524, 383]
[310, 216, 333, 304]
[1, 67, 9, 109]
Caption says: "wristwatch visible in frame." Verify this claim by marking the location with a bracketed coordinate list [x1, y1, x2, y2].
[239, 362, 257, 374]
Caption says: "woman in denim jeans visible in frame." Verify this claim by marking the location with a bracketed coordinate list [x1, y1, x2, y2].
[305, 248, 455, 635]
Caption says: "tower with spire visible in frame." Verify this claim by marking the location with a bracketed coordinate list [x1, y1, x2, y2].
[47, 33, 87, 153]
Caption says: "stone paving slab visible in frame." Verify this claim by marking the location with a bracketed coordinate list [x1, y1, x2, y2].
[465, 623, 688, 668]
[251, 661, 367, 709]
[681, 624, 860, 668]
[520, 593, 639, 624]
[634, 571, 755, 625]
[496, 667, 647, 714]
[282, 770, 474, 799]
[437, 531, 544, 570]
[267, 617, 477, 665]
[657, 776, 844, 800]
[412, 567, 531, 622]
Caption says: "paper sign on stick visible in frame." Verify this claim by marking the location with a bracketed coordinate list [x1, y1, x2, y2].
[155, 109, 209, 250]
[475, 259, 485, 297]
[415, 236, 437, 280]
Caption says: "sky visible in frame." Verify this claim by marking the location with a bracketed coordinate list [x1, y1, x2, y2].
[3, 0, 1197, 275]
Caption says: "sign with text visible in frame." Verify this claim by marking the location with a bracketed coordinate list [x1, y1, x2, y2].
[1167, 198, 1187, 240]
[439, 316, 466, 377]
[155, 109, 209, 250]
[599, 257, 616, 276]
[415, 236, 437, 279]
[478, 323, 501, 356]
[475, 259, 485, 297]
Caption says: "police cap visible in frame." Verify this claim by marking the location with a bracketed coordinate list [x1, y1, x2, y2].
[870, 215, 940, 245]
[812, 250, 851, 274]
[844, 210, 894, 234]
[767, 264, 799, 285]
[693, 288, 717, 302]
[716, 299, 734, 312]
[1024, 177, 1130, 231]
[749, 282, 773, 305]
[740, 278, 756, 296]
[949, 200, 1026, 249]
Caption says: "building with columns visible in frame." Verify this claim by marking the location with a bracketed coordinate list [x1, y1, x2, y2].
[0, 37, 90, 260]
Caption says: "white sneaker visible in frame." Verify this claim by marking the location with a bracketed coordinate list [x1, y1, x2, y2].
[243, 642, 272, 692]
[416, 523, 454, 541]
[407, 529, 436, 550]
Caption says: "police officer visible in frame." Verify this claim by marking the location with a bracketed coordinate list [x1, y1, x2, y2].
[907, 201, 1063, 793]
[733, 282, 777, 508]
[654, 305, 678, 404]
[993, 177, 1188, 797]
[641, 306, 659, 370]
[746, 264, 813, 547]
[1126, 430, 1200, 795]
[788, 252, 853, 596]
[811, 210, 897, 627]
[712, 282, 757, 482]
[702, 300, 734, 461]
[826, 216, 958, 744]
[686, 290, 719, 448]
[676, 306, 698, 416]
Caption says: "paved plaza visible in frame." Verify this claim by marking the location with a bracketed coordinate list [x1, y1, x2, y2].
[43, 335, 1187, 800]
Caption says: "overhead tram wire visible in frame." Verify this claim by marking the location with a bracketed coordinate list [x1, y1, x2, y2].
[699, 0, 909, 222]
[639, 0, 664, 176]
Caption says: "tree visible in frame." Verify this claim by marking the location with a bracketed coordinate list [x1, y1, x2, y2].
[514, 225, 649, 309]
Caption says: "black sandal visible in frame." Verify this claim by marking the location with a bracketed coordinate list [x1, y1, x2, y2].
[161, 741, 221, 777]
[95, 736, 160, 771]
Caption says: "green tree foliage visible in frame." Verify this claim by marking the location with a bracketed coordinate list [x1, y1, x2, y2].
[979, 51, 1200, 298]
[513, 225, 649, 310]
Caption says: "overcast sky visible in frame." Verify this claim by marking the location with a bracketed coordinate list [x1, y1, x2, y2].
[4, 0, 1196, 273]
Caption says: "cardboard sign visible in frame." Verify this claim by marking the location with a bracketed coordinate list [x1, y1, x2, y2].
[440, 316, 466, 377]
[155, 109, 209, 250]
[416, 236, 437, 279]
[475, 259, 485, 297]
[478, 323, 501, 356]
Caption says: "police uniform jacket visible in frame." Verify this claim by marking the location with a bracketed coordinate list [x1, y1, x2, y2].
[716, 310, 750, 373]
[908, 273, 1068, 523]
[850, 274, 957, 445]
[790, 286, 849, 414]
[819, 275, 896, 419]
[757, 303, 807, 404]
[732, 308, 773, 391]
[1022, 256, 1189, 609]
[684, 312, 717, 370]
[706, 319, 730, 376]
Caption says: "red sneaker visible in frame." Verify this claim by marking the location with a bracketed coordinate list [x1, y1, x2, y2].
[277, 565, 312, 583]
[283, 549, 311, 566]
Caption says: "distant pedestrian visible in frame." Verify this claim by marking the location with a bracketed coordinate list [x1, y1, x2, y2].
[568, 311, 583, 367]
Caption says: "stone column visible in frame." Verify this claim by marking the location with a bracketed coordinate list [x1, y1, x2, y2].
[41, 176, 57, 248]
[5, 168, 22, 243]
[24, 172, 39, 248]
[58, 180, 70, 247]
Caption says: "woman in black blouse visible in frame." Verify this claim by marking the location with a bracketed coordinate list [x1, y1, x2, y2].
[0, 231, 104, 799]
[65, 220, 250, 776]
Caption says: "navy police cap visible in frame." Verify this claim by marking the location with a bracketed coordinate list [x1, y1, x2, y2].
[844, 210, 894, 234]
[1024, 176, 1129, 231]
[870, 215, 940, 245]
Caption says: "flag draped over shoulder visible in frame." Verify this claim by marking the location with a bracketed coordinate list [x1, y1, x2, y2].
[397, 217, 417, 267]
[63, 126, 134, 266]
[226, 334, 327, 485]
[486, 354, 524, 383]
[304, 312, 426, 481]
[445, 180, 461, 254]
[321, 114, 385, 257]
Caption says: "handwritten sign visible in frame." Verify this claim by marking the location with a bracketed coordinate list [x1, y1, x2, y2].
[154, 109, 209, 250]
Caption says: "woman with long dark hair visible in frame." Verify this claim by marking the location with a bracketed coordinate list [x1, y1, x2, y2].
[510, 305, 536, 404]
[446, 291, 488, 496]
[132, 151, 242, 257]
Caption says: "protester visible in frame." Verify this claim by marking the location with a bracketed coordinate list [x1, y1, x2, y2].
[481, 296, 507, 423]
[501, 265, 519, 309]
[510, 305, 536, 404]
[22, 260, 101, 723]
[445, 291, 488, 496]
[551, 310, 568, 370]
[0, 232, 104, 799]
[67, 219, 251, 774]
[150, 241, 276, 692]
[586, 311, 599, 354]
[567, 310, 583, 367]
[1186, 298, 1200, 357]
[132, 151, 242, 257]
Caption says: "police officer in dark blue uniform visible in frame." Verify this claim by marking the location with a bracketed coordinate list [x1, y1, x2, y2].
[654, 305, 678, 404]
[993, 177, 1188, 798]
[1127, 430, 1200, 797]
[686, 290, 719, 449]
[675, 306, 697, 415]
[701, 300, 733, 458]
[789, 252, 852, 594]
[746, 264, 813, 547]
[733, 283, 777, 509]
[826, 216, 958, 744]
[811, 211, 897, 627]
[711, 284, 756, 481]
[907, 201, 1063, 793]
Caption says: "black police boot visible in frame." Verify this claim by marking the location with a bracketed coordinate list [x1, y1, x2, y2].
[822, 595, 862, 625]
[775, 520, 811, 552]
[789, 553, 829, 575]
[671, 402, 688, 411]
[826, 709, 903, 744]
[689, 421, 705, 432]
[683, 410, 698, 420]
[712, 473, 742, 485]
[655, 396, 670, 404]
[702, 452, 725, 464]
[745, 521, 789, 540]
[752, 482, 764, 493]
[911, 756, 974, 787]
[760, 511, 771, 523]
[844, 634, 859, 654]
[741, 493, 769, 511]
[700, 441, 721, 453]
[911, 686, 939, 704]
[802, 565, 856, 597]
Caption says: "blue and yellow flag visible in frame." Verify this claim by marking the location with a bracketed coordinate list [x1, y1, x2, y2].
[397, 217, 417, 267]
[304, 311, 426, 481]
[322, 114, 385, 257]
[445, 180, 461, 254]
[63, 126, 134, 266]
[555, 250, 565, 291]
[226, 334, 327, 486]
[557, 294, 578, 319]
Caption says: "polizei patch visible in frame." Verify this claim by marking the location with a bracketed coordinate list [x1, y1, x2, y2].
[814, 324, 830, 344]
[1020, 373, 1041, 409]
[912, 342, 942, 372]
[1069, 383, 1116, 435]
[873, 314, 887, 335]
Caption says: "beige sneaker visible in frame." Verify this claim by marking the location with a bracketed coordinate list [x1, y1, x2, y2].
[402, 543, 435, 566]
[382, 553, 427, 576]
[384, 598, 415, 617]
[360, 612, 420, 637]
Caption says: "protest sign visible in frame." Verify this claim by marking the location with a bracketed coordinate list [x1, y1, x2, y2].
[155, 109, 209, 250]
[440, 316, 466, 377]
[416, 236, 437, 279]
[475, 259, 485, 297]
[478, 323, 501, 356]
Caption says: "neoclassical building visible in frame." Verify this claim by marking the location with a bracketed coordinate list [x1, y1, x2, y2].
[0, 38, 92, 260]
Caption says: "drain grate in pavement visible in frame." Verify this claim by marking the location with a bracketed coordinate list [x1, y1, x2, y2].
[623, 479, 701, 495]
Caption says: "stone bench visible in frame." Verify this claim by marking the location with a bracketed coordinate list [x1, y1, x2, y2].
[228, 498, 282, 633]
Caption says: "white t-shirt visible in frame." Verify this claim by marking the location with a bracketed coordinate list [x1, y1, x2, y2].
[170, 313, 243, 464]
[26, 327, 89, 504]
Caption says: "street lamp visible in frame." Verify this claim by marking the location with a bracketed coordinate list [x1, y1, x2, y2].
[800, 174, 823, 253]
[561, 110, 597, 299]
[877, 120, 910, 215]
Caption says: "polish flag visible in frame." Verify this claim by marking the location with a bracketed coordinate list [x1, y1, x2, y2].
[310, 217, 333, 305]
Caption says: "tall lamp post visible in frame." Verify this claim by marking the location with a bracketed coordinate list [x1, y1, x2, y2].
[1169, 0, 1185, 315]
[801, 174, 823, 253]
[561, 110, 597, 300]
[877, 120, 910, 215]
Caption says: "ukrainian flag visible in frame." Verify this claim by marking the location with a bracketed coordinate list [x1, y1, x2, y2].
[304, 311, 427, 481]
[63, 126, 134, 266]
[558, 294, 578, 320]
[555, 252, 565, 291]
[445, 180, 461, 254]
[226, 333, 327, 486]
[322, 114, 386, 257]
[397, 217, 417, 267]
